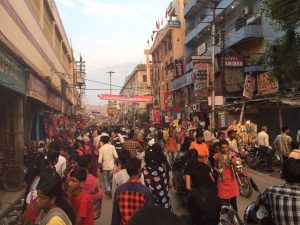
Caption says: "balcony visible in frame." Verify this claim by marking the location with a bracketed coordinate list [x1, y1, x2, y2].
[185, 0, 235, 45]
[225, 25, 262, 47]
[184, 0, 198, 17]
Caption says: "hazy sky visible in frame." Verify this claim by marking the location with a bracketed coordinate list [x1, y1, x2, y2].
[56, 0, 170, 104]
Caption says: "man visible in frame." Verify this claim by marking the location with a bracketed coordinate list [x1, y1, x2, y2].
[203, 126, 213, 146]
[93, 130, 102, 150]
[274, 126, 292, 159]
[98, 135, 118, 194]
[213, 132, 225, 144]
[254, 126, 273, 172]
[256, 158, 300, 225]
[111, 158, 154, 225]
[226, 130, 239, 153]
[189, 131, 209, 164]
[122, 130, 142, 158]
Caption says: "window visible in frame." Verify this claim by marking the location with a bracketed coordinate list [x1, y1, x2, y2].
[143, 75, 147, 83]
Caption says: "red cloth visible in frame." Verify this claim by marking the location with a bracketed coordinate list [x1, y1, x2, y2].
[213, 153, 240, 200]
[69, 192, 94, 225]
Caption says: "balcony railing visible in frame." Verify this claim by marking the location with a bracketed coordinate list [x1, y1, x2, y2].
[225, 25, 262, 47]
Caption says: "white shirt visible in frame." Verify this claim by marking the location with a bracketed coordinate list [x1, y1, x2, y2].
[203, 130, 213, 142]
[98, 144, 118, 170]
[227, 138, 238, 153]
[257, 131, 269, 147]
[55, 155, 67, 177]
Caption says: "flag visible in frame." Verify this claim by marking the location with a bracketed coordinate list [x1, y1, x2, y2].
[147, 40, 150, 45]
[152, 30, 157, 35]
[161, 17, 163, 26]
[156, 20, 160, 30]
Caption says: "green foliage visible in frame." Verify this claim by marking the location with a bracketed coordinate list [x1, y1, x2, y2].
[262, 0, 300, 85]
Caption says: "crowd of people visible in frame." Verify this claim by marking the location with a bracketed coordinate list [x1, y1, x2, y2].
[21, 124, 300, 225]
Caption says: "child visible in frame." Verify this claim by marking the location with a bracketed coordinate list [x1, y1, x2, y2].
[78, 155, 103, 220]
[68, 167, 94, 225]
[213, 140, 239, 211]
[36, 175, 75, 225]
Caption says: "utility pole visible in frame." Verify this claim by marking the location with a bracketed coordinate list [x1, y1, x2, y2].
[106, 71, 115, 95]
[210, 0, 218, 129]
[75, 54, 86, 112]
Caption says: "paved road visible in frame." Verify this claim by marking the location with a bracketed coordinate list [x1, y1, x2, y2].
[95, 168, 284, 225]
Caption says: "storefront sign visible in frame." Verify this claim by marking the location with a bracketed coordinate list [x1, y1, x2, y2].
[243, 74, 256, 99]
[174, 60, 184, 77]
[221, 55, 243, 67]
[47, 93, 62, 111]
[197, 43, 207, 56]
[170, 71, 194, 91]
[193, 64, 208, 91]
[152, 109, 161, 124]
[208, 96, 225, 106]
[257, 71, 279, 95]
[99, 94, 152, 103]
[27, 74, 47, 102]
[0, 50, 26, 94]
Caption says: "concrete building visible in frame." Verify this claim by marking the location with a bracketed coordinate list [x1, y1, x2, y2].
[0, 0, 77, 163]
[119, 64, 151, 125]
[149, 0, 185, 121]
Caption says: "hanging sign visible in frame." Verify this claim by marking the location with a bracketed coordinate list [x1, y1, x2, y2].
[257, 71, 278, 95]
[193, 64, 208, 91]
[99, 94, 152, 103]
[243, 74, 256, 99]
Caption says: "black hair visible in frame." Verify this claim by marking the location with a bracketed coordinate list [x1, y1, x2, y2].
[180, 137, 192, 152]
[101, 135, 110, 144]
[78, 154, 92, 169]
[80, 140, 86, 146]
[118, 150, 131, 167]
[219, 140, 229, 146]
[128, 130, 135, 139]
[213, 142, 220, 149]
[291, 141, 299, 150]
[145, 150, 160, 167]
[188, 188, 221, 225]
[97, 130, 101, 135]
[126, 158, 141, 177]
[69, 152, 80, 162]
[74, 142, 80, 150]
[283, 158, 300, 183]
[70, 167, 88, 182]
[37, 175, 76, 224]
[151, 143, 171, 172]
[47, 150, 59, 164]
[217, 132, 225, 137]
[128, 206, 185, 225]
[282, 125, 289, 133]
[195, 131, 203, 138]
[227, 130, 236, 136]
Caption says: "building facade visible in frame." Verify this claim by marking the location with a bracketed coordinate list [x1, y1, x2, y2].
[119, 64, 151, 125]
[0, 0, 77, 163]
[149, 0, 186, 123]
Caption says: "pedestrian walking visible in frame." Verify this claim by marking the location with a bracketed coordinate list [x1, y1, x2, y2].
[189, 131, 209, 164]
[166, 130, 179, 167]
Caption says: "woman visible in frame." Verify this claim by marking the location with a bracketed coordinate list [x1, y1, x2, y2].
[166, 131, 178, 167]
[184, 150, 217, 194]
[213, 140, 239, 211]
[36, 175, 75, 225]
[143, 149, 171, 210]
[180, 137, 192, 152]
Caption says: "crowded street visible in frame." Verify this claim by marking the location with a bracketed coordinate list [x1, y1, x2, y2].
[1, 0, 300, 225]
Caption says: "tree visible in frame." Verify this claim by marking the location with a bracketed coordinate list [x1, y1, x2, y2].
[262, 0, 300, 85]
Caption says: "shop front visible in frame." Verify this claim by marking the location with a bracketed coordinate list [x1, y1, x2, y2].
[0, 47, 26, 163]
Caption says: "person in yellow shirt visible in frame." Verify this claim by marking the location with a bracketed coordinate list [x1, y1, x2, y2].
[36, 175, 75, 225]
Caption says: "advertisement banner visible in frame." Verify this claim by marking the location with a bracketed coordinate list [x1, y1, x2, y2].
[27, 74, 47, 102]
[170, 71, 194, 91]
[99, 94, 152, 103]
[0, 50, 26, 94]
[164, 92, 173, 109]
[221, 55, 243, 67]
[193, 64, 208, 91]
[152, 109, 161, 124]
[174, 60, 184, 77]
[243, 74, 256, 99]
[257, 71, 279, 95]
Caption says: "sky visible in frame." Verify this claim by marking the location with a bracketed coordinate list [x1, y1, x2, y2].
[55, 0, 171, 105]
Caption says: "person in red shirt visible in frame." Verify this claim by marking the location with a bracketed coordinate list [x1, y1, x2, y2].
[189, 131, 209, 164]
[68, 167, 94, 225]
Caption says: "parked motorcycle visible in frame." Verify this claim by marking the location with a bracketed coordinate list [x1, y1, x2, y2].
[245, 146, 282, 169]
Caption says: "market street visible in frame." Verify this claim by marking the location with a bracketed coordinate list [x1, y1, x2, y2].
[96, 169, 284, 225]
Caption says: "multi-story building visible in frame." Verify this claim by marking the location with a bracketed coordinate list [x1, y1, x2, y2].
[149, 0, 185, 121]
[119, 64, 151, 125]
[0, 0, 77, 163]
[181, 0, 299, 140]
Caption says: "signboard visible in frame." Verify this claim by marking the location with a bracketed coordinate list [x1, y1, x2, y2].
[197, 43, 207, 56]
[27, 74, 47, 102]
[193, 64, 208, 91]
[47, 93, 62, 111]
[221, 55, 243, 67]
[243, 74, 256, 99]
[99, 94, 152, 103]
[208, 96, 225, 106]
[152, 109, 161, 124]
[170, 71, 194, 91]
[174, 60, 184, 77]
[257, 71, 279, 95]
[0, 50, 26, 94]
[164, 92, 173, 108]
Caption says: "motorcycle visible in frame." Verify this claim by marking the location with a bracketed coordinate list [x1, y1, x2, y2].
[235, 157, 254, 198]
[245, 146, 282, 169]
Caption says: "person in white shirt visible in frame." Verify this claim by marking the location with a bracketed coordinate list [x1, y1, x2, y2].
[226, 130, 239, 153]
[98, 135, 118, 194]
[254, 126, 273, 172]
[94, 130, 102, 150]
[55, 155, 67, 177]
